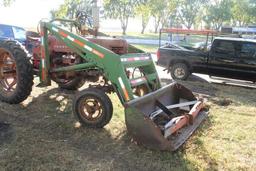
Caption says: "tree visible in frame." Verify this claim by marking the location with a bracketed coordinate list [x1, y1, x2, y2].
[51, 0, 93, 31]
[138, 0, 177, 33]
[148, 0, 166, 33]
[249, 0, 256, 24]
[195, 7, 206, 29]
[159, 0, 177, 28]
[135, 3, 151, 34]
[232, 0, 252, 26]
[51, 0, 93, 19]
[204, 0, 232, 30]
[232, 0, 251, 26]
[178, 0, 207, 29]
[0, 0, 14, 6]
[103, 0, 141, 35]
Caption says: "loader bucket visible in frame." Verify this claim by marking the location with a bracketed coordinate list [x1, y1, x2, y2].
[125, 82, 208, 151]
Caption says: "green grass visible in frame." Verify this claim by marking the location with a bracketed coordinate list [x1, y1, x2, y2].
[178, 80, 256, 171]
[131, 44, 159, 53]
[105, 31, 168, 40]
[0, 78, 256, 170]
[106, 31, 211, 52]
[106, 31, 209, 42]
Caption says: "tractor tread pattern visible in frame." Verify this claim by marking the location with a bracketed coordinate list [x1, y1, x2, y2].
[0, 40, 33, 104]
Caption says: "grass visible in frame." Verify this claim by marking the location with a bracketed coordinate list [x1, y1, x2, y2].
[106, 31, 209, 42]
[131, 44, 159, 53]
[0, 77, 256, 171]
[106, 31, 210, 53]
[177, 80, 256, 171]
[105, 31, 165, 40]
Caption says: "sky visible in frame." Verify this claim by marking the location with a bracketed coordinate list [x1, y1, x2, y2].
[0, 0, 63, 28]
[0, 0, 153, 32]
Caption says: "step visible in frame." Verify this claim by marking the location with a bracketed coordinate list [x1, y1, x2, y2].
[129, 73, 158, 87]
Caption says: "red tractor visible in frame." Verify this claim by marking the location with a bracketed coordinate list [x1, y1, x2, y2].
[0, 11, 144, 104]
[27, 12, 141, 91]
[0, 12, 141, 103]
[30, 32, 130, 90]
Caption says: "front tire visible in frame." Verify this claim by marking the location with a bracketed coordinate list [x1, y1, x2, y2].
[73, 88, 113, 128]
[0, 41, 33, 104]
[170, 63, 190, 80]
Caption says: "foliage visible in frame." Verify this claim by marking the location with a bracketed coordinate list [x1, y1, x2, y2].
[177, 0, 207, 29]
[148, 0, 164, 33]
[232, 0, 254, 26]
[50, 0, 93, 19]
[0, 0, 13, 6]
[103, 0, 142, 35]
[135, 3, 151, 34]
[51, 0, 256, 33]
[203, 0, 232, 30]
[147, 0, 177, 33]
[50, 0, 94, 31]
[159, 0, 178, 28]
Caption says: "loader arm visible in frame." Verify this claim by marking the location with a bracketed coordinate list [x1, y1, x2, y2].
[39, 21, 160, 104]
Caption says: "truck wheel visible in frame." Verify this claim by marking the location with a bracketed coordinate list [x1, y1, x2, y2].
[0, 41, 33, 104]
[73, 88, 113, 128]
[170, 63, 190, 80]
[57, 77, 85, 90]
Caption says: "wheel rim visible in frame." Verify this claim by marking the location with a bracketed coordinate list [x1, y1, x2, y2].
[174, 67, 185, 79]
[0, 49, 17, 95]
[78, 96, 103, 122]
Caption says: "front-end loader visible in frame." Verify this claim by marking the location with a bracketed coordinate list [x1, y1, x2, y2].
[0, 18, 208, 151]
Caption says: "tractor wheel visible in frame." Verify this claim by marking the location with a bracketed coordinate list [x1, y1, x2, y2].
[0, 41, 33, 104]
[57, 77, 85, 90]
[170, 63, 190, 80]
[73, 88, 113, 128]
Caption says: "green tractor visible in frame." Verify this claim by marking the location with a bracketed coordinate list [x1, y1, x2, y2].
[0, 18, 208, 151]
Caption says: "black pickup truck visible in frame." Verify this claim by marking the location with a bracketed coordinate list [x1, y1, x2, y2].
[157, 37, 256, 82]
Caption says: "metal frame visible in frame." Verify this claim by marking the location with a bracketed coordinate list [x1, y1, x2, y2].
[159, 28, 219, 49]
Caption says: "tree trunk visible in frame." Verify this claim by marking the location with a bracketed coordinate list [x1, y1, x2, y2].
[120, 17, 129, 35]
[154, 16, 161, 33]
[141, 16, 146, 34]
[217, 23, 222, 31]
[122, 27, 127, 35]
[141, 26, 146, 34]
[187, 23, 192, 30]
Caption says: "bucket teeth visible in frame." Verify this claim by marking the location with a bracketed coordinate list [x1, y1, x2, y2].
[168, 111, 208, 151]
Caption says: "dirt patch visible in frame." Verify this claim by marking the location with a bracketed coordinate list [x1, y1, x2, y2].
[160, 78, 218, 97]
[211, 98, 233, 106]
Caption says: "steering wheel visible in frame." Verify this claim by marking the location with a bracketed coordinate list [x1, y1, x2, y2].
[76, 11, 93, 29]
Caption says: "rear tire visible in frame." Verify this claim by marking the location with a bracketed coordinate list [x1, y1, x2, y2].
[73, 88, 113, 128]
[170, 63, 190, 80]
[0, 41, 33, 104]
